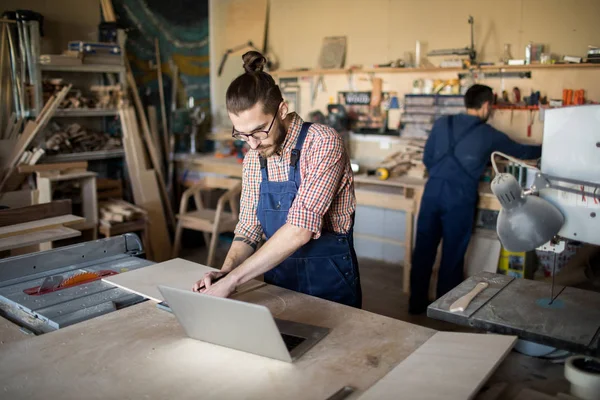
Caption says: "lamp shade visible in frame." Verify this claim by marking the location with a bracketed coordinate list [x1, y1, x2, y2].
[491, 173, 565, 252]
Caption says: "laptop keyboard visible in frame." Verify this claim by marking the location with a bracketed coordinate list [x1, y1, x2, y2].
[281, 333, 306, 352]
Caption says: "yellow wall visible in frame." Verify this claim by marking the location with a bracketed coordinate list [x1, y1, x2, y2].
[211, 0, 600, 164]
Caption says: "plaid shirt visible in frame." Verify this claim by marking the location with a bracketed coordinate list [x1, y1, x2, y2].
[234, 113, 356, 243]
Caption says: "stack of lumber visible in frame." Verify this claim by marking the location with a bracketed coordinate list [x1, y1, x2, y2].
[0, 200, 83, 253]
[119, 106, 172, 262]
[377, 139, 426, 179]
[43, 80, 125, 110]
[45, 122, 122, 154]
[0, 85, 71, 193]
[99, 199, 146, 225]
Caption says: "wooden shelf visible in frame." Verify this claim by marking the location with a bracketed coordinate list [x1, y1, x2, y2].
[271, 63, 600, 78]
[40, 63, 125, 73]
[42, 149, 125, 162]
[54, 109, 119, 117]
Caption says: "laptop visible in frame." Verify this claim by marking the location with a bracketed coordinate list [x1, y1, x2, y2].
[157, 285, 330, 363]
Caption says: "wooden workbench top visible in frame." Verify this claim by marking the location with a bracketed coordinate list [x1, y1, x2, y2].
[0, 283, 435, 400]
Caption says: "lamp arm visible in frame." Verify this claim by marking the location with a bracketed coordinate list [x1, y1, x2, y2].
[490, 151, 540, 175]
[534, 173, 600, 199]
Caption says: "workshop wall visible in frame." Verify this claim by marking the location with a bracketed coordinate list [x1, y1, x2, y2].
[210, 0, 600, 166]
[268, 0, 600, 71]
[1, 0, 100, 54]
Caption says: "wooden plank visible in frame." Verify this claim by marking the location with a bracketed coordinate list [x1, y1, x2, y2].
[358, 332, 517, 400]
[103, 258, 264, 302]
[134, 170, 172, 262]
[39, 171, 96, 182]
[147, 105, 163, 165]
[125, 61, 176, 229]
[80, 175, 98, 236]
[17, 161, 87, 173]
[270, 63, 600, 78]
[0, 200, 71, 227]
[154, 38, 170, 167]
[0, 190, 38, 208]
[0, 226, 81, 251]
[0, 215, 84, 239]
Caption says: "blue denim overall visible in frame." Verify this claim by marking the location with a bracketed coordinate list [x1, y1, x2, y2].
[256, 122, 362, 308]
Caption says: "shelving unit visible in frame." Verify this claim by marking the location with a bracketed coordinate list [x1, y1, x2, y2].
[29, 27, 127, 161]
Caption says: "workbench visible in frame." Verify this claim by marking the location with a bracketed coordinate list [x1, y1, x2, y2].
[0, 266, 572, 400]
[0, 281, 436, 399]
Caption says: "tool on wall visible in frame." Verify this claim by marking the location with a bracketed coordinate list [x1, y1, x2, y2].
[428, 15, 477, 65]
[311, 74, 326, 106]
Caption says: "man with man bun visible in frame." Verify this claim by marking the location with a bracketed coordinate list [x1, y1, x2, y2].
[193, 51, 362, 308]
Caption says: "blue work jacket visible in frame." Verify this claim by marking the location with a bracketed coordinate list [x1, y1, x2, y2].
[423, 114, 542, 203]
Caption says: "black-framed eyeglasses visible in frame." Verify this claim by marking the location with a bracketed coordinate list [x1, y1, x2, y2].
[231, 102, 282, 142]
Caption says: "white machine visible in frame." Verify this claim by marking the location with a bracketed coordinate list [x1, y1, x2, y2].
[491, 104, 600, 254]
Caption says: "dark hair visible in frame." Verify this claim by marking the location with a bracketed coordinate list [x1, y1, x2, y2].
[226, 51, 283, 116]
[464, 84, 494, 109]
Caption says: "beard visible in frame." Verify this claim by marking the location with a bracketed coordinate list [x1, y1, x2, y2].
[258, 118, 287, 158]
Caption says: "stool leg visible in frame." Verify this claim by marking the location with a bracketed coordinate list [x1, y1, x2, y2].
[172, 222, 184, 258]
[207, 229, 219, 267]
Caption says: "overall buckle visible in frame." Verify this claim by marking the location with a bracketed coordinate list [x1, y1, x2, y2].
[290, 149, 300, 167]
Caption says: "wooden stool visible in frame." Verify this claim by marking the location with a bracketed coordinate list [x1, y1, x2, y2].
[173, 177, 242, 267]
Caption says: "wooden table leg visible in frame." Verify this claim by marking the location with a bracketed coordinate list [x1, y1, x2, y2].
[403, 210, 413, 294]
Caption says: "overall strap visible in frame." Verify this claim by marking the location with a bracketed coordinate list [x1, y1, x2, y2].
[447, 115, 480, 182]
[446, 115, 456, 151]
[288, 122, 312, 182]
[259, 155, 269, 181]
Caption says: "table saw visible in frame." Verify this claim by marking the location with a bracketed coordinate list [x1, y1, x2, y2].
[0, 234, 153, 334]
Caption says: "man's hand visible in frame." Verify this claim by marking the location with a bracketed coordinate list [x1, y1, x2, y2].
[192, 271, 227, 292]
[198, 275, 237, 298]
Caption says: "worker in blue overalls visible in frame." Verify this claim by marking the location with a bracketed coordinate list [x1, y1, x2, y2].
[409, 84, 542, 314]
[192, 51, 362, 308]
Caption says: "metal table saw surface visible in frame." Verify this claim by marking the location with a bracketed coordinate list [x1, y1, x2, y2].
[0, 234, 153, 334]
[428, 272, 600, 356]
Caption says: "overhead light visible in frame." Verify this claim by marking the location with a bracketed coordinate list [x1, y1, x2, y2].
[490, 158, 565, 253]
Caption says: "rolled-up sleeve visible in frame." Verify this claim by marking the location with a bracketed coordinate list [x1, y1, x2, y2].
[234, 155, 264, 244]
[287, 133, 344, 239]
